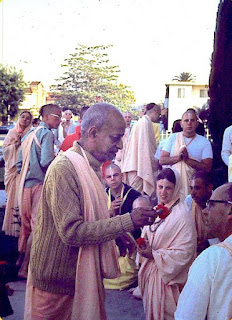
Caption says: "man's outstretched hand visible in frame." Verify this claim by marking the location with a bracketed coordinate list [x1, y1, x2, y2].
[130, 207, 157, 229]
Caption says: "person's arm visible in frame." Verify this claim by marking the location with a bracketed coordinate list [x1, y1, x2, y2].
[159, 134, 182, 165]
[16, 147, 23, 174]
[221, 127, 232, 166]
[159, 150, 181, 165]
[184, 157, 212, 172]
[40, 130, 55, 169]
[53, 128, 61, 147]
[45, 158, 156, 247]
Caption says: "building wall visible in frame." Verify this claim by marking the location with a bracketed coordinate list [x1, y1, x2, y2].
[19, 82, 48, 117]
[166, 82, 209, 130]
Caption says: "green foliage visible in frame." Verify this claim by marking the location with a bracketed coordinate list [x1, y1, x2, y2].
[0, 64, 26, 121]
[50, 44, 135, 114]
[173, 72, 196, 82]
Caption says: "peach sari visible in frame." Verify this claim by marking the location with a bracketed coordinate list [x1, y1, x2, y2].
[138, 169, 196, 320]
[2, 119, 31, 236]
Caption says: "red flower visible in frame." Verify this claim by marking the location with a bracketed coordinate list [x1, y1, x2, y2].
[154, 204, 170, 219]
[136, 237, 146, 248]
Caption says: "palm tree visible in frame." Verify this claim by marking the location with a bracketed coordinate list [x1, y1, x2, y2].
[173, 72, 195, 81]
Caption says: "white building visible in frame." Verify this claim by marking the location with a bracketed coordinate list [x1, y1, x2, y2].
[165, 81, 209, 130]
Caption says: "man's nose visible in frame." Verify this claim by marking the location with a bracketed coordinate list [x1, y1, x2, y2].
[202, 207, 208, 216]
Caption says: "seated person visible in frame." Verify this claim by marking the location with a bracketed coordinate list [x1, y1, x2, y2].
[185, 171, 218, 253]
[103, 163, 141, 290]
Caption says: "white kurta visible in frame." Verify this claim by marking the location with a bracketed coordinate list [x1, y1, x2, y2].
[175, 235, 232, 320]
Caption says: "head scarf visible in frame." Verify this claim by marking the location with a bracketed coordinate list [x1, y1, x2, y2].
[14, 111, 33, 136]
[157, 168, 181, 209]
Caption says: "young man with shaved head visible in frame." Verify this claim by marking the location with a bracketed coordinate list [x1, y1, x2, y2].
[24, 103, 157, 320]
[16, 104, 62, 279]
[103, 163, 141, 290]
[160, 109, 213, 200]
[175, 183, 232, 320]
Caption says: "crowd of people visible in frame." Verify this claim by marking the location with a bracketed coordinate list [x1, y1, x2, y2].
[1, 101, 232, 320]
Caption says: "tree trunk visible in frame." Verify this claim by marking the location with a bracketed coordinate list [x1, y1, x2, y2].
[208, 0, 232, 186]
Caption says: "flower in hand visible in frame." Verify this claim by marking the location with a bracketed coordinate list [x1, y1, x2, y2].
[136, 237, 146, 249]
[154, 204, 170, 220]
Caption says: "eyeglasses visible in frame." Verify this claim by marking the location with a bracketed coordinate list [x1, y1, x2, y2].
[206, 199, 232, 207]
[50, 114, 61, 119]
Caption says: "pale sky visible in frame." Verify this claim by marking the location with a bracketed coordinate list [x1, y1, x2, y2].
[0, 0, 220, 105]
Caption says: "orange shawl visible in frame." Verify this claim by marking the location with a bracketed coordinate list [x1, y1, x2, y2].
[63, 149, 120, 320]
[191, 200, 208, 243]
[172, 132, 195, 201]
[17, 126, 44, 220]
[121, 115, 157, 196]
[2, 120, 31, 236]
[139, 169, 196, 320]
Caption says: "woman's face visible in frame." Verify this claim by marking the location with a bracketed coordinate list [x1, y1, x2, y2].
[19, 112, 32, 129]
[157, 179, 175, 204]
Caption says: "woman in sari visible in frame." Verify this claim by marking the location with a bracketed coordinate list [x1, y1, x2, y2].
[2, 111, 32, 237]
[138, 168, 197, 320]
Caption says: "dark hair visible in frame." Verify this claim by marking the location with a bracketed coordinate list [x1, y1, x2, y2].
[39, 104, 60, 117]
[20, 111, 33, 120]
[32, 117, 40, 125]
[146, 103, 160, 112]
[172, 119, 182, 133]
[80, 106, 90, 120]
[191, 171, 212, 186]
[182, 108, 198, 119]
[157, 168, 176, 185]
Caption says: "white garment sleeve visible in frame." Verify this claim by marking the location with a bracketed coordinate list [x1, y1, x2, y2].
[201, 139, 213, 159]
[174, 250, 211, 320]
[162, 133, 177, 153]
[221, 126, 232, 166]
[184, 195, 192, 213]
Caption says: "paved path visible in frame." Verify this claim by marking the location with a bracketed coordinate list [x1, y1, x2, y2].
[5, 280, 145, 320]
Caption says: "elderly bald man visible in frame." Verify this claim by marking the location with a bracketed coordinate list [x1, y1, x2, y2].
[24, 103, 157, 320]
[175, 183, 232, 320]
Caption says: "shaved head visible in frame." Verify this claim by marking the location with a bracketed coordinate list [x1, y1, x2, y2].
[133, 195, 151, 209]
[81, 103, 124, 137]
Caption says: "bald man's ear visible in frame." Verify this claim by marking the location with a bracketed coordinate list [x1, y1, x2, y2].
[88, 126, 98, 140]
[228, 207, 232, 217]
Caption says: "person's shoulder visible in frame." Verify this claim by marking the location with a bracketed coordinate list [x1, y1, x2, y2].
[196, 239, 230, 263]
[195, 134, 211, 145]
[224, 125, 232, 134]
[123, 182, 140, 195]
[185, 194, 193, 207]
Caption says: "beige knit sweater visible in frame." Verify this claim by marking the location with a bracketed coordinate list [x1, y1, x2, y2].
[30, 142, 134, 296]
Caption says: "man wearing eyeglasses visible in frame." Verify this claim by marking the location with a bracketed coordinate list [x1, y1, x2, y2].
[16, 104, 61, 279]
[175, 183, 232, 320]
